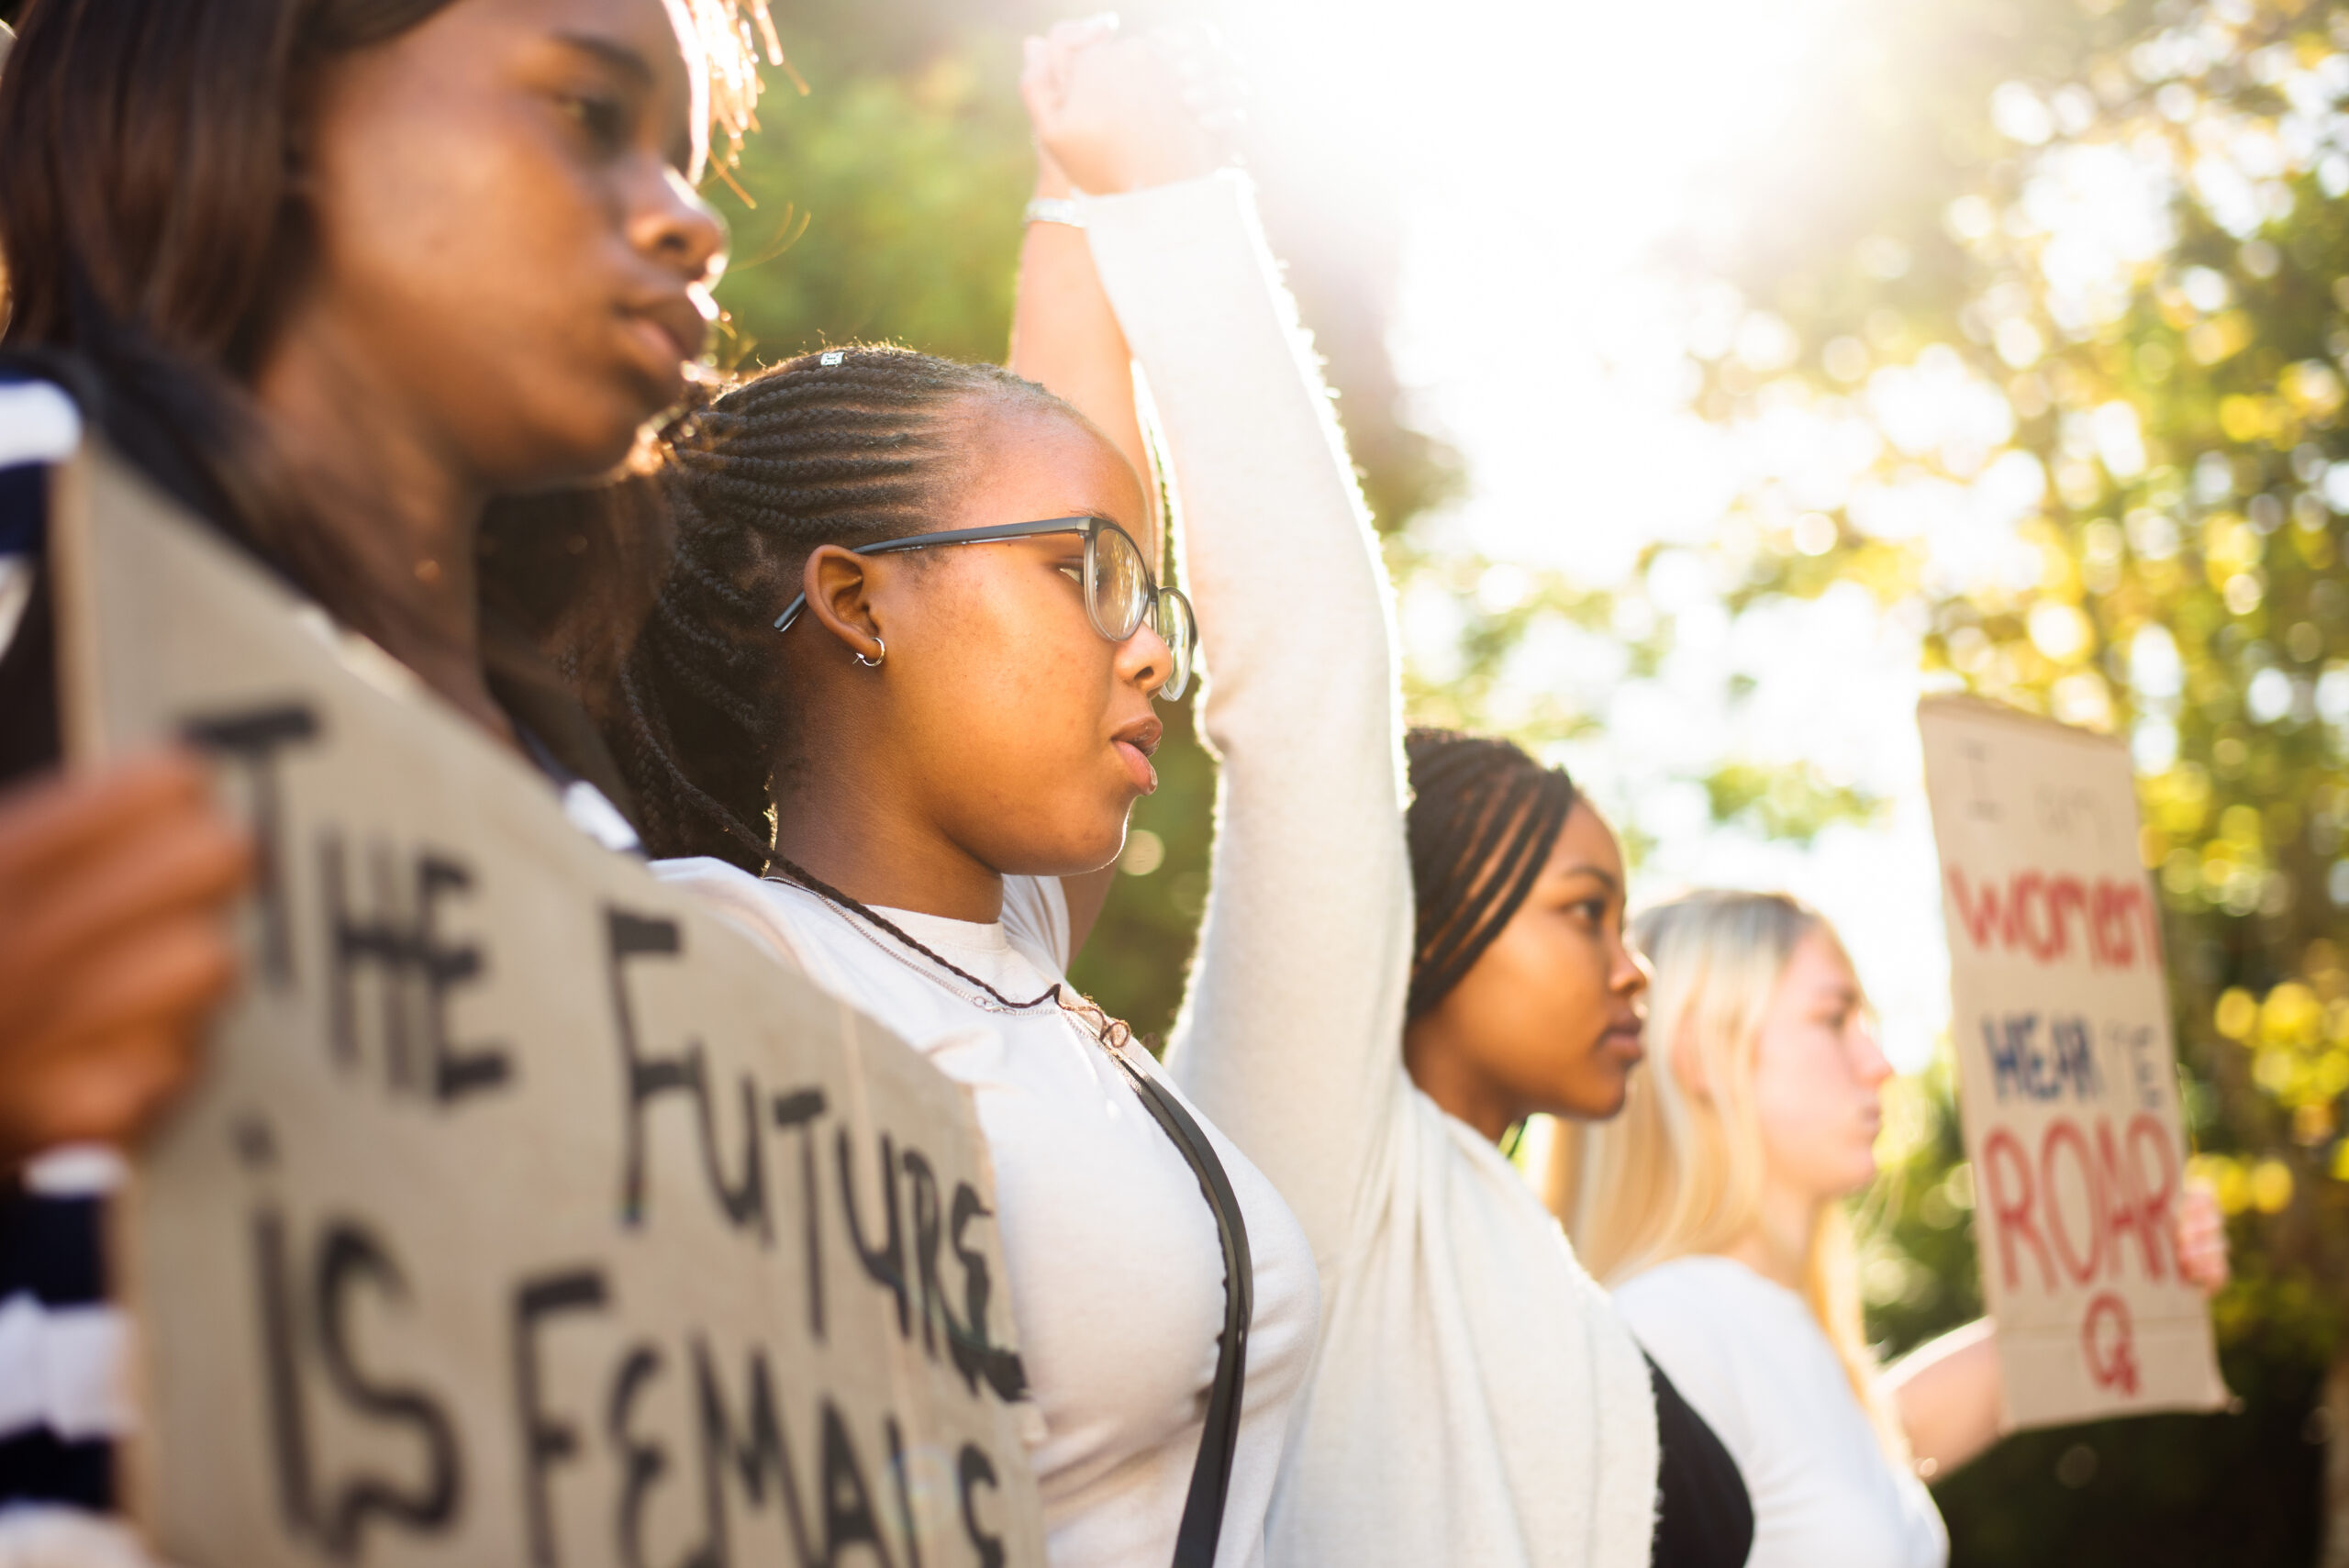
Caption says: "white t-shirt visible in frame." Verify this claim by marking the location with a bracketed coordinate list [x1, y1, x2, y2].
[1616, 1256, 1948, 1568]
[652, 861, 1319, 1568]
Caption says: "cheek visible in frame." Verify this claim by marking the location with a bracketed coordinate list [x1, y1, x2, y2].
[903, 578, 1112, 781]
[311, 94, 645, 442]
[1500, 919, 1605, 1026]
[1754, 1047, 1875, 1181]
[1473, 923, 1609, 1085]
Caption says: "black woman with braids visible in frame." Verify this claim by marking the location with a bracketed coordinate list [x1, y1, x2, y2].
[936, 41, 1753, 1568]
[601, 24, 1322, 1568]
[0, 0, 756, 1537]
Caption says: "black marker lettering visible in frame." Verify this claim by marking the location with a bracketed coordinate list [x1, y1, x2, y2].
[417, 855, 509, 1101]
[774, 1089, 829, 1340]
[182, 703, 320, 987]
[321, 833, 412, 1079]
[818, 1399, 891, 1568]
[837, 1130, 907, 1337]
[250, 1206, 316, 1538]
[513, 1268, 610, 1568]
[605, 1346, 675, 1568]
[693, 1338, 816, 1568]
[605, 907, 771, 1239]
[317, 838, 509, 1103]
[950, 1184, 1027, 1404]
[312, 1224, 462, 1556]
[903, 1150, 945, 1363]
[955, 1445, 1006, 1568]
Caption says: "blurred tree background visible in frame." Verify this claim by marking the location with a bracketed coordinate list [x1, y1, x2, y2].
[712, 0, 2347, 1559]
[1654, 0, 2349, 1560]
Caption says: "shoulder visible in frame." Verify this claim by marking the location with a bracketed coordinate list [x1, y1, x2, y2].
[1617, 1259, 1742, 1357]
[1613, 1258, 1799, 1429]
[651, 856, 821, 973]
[998, 874, 1072, 975]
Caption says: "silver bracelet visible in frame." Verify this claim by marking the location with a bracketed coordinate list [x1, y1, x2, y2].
[1023, 196, 1085, 229]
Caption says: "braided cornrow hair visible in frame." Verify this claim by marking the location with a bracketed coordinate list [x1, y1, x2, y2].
[1403, 728, 1581, 1021]
[611, 343, 1093, 1018]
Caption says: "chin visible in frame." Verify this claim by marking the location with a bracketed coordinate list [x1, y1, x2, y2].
[1553, 1077, 1632, 1123]
[512, 390, 660, 485]
[1833, 1155, 1882, 1197]
[988, 817, 1130, 880]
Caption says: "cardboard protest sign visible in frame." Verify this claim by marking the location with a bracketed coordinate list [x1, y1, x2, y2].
[1918, 695, 2227, 1431]
[49, 444, 1047, 1568]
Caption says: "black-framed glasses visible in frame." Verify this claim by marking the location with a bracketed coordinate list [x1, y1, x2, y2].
[771, 515, 1197, 700]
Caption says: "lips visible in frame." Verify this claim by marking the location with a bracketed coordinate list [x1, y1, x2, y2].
[619, 292, 710, 396]
[1599, 1017, 1646, 1063]
[1113, 716, 1163, 795]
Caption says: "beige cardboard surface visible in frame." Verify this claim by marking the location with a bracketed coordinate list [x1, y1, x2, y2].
[50, 444, 1046, 1568]
[1918, 695, 2227, 1432]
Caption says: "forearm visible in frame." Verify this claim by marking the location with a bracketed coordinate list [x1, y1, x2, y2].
[1884, 1317, 2002, 1475]
[1081, 172, 1410, 1261]
[1008, 172, 1151, 956]
[1008, 180, 1152, 529]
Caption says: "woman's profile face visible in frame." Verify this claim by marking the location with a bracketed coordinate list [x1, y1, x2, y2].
[269, 0, 726, 485]
[1748, 930, 1891, 1201]
[1404, 801, 1650, 1139]
[846, 400, 1173, 881]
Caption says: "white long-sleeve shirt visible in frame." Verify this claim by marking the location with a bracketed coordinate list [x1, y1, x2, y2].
[651, 867, 1318, 1568]
[655, 174, 1422, 1568]
[1083, 172, 1661, 1568]
[1618, 1257, 1948, 1568]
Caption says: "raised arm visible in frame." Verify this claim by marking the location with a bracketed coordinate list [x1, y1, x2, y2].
[1007, 19, 1162, 954]
[1030, 38, 1415, 1265]
[1008, 25, 1152, 498]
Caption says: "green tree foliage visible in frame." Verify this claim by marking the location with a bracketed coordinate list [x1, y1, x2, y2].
[1658, 0, 2349, 1557]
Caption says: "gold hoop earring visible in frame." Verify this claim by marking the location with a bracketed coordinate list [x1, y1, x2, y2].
[853, 636, 885, 669]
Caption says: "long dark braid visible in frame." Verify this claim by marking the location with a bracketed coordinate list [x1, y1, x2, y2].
[612, 344, 1085, 1017]
[1403, 728, 1581, 1021]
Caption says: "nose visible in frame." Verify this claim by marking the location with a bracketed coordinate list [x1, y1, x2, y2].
[1610, 931, 1652, 1001]
[632, 162, 729, 287]
[1852, 1023, 1894, 1087]
[1113, 617, 1174, 698]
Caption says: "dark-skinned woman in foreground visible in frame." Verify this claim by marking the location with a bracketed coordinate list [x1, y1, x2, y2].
[0, 0, 743, 1529]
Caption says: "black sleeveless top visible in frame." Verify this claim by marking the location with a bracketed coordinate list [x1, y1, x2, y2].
[1650, 1351, 1756, 1567]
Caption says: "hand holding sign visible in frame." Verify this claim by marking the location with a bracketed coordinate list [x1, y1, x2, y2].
[2175, 1183, 2231, 1294]
[49, 444, 1049, 1568]
[0, 752, 250, 1165]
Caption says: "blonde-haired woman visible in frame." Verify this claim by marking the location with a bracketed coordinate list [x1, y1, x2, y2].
[1548, 890, 2230, 1568]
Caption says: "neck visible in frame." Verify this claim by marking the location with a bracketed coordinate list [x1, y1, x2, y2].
[1400, 1018, 1521, 1145]
[770, 768, 1006, 924]
[1720, 1178, 1822, 1292]
[253, 322, 506, 739]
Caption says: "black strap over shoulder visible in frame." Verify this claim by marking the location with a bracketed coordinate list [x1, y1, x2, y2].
[1106, 1050, 1253, 1568]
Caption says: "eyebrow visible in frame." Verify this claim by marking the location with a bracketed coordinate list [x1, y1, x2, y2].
[552, 30, 654, 86]
[1547, 863, 1620, 895]
[551, 29, 702, 169]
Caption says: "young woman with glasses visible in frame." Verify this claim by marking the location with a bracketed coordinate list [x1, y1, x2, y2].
[589, 24, 1336, 1568]
[961, 33, 1750, 1568]
[0, 0, 745, 1526]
